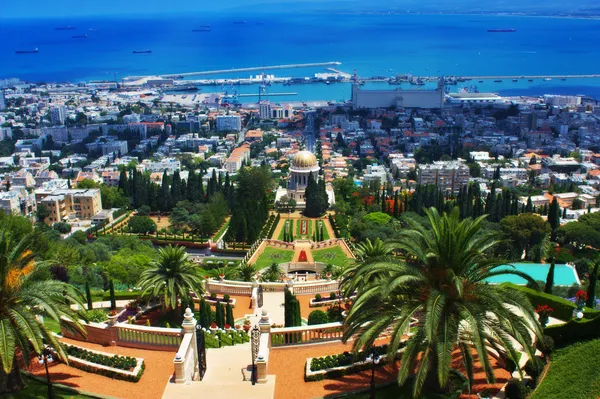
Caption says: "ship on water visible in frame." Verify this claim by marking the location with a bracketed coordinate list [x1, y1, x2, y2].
[487, 29, 516, 32]
[233, 21, 247, 24]
[132, 50, 152, 54]
[15, 48, 39, 54]
[192, 27, 211, 32]
[55, 26, 76, 30]
[72, 34, 88, 39]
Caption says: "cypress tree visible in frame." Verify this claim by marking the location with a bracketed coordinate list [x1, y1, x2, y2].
[188, 295, 196, 312]
[544, 259, 555, 295]
[225, 303, 234, 326]
[562, 207, 567, 218]
[586, 262, 599, 308]
[109, 280, 116, 311]
[393, 190, 400, 218]
[85, 281, 93, 310]
[171, 170, 182, 206]
[158, 171, 170, 212]
[215, 300, 224, 328]
[525, 196, 533, 213]
[119, 169, 128, 196]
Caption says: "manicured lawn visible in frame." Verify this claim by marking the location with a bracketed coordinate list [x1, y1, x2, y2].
[530, 339, 600, 399]
[277, 220, 293, 240]
[295, 219, 313, 238]
[212, 220, 230, 241]
[253, 246, 294, 269]
[312, 246, 351, 267]
[315, 220, 329, 240]
[9, 375, 95, 398]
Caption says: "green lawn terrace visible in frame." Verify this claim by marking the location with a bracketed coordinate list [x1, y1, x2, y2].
[253, 246, 295, 269]
[277, 219, 330, 241]
[311, 246, 349, 267]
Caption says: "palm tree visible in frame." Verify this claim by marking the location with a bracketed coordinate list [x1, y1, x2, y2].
[261, 262, 282, 282]
[237, 262, 257, 282]
[0, 231, 86, 392]
[341, 208, 542, 398]
[138, 245, 203, 311]
[341, 237, 393, 293]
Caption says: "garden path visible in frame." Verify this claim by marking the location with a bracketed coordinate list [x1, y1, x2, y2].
[292, 242, 314, 263]
[162, 342, 276, 399]
[259, 291, 286, 326]
[27, 337, 176, 399]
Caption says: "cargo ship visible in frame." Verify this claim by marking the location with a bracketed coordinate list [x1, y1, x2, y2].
[133, 50, 152, 54]
[488, 29, 516, 33]
[15, 48, 39, 54]
[233, 21, 247, 24]
[192, 27, 211, 32]
[55, 26, 76, 30]
[72, 34, 88, 39]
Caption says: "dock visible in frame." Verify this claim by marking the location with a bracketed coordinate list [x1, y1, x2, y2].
[237, 92, 297, 97]
[125, 62, 342, 81]
[461, 74, 600, 80]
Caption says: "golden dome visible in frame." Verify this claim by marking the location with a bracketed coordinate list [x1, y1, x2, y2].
[291, 151, 318, 168]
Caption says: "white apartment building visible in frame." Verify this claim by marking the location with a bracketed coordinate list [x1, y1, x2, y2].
[216, 115, 242, 132]
[417, 161, 470, 193]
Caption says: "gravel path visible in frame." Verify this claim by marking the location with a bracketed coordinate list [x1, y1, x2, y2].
[27, 337, 176, 399]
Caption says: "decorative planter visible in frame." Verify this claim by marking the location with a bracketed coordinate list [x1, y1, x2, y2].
[107, 314, 118, 326]
[243, 325, 251, 333]
[210, 327, 218, 334]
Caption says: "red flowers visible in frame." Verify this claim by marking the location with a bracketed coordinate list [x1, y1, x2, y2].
[224, 324, 231, 329]
[535, 304, 553, 316]
[576, 290, 588, 301]
[298, 249, 308, 262]
[210, 322, 217, 328]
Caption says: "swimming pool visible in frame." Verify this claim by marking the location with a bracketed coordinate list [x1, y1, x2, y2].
[485, 263, 581, 286]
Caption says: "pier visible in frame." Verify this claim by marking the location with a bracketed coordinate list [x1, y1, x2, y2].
[125, 62, 342, 81]
[461, 74, 600, 80]
[237, 92, 297, 97]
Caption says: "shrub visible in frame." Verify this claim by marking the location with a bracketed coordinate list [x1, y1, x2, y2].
[503, 283, 600, 321]
[308, 310, 329, 325]
[540, 335, 555, 357]
[505, 379, 529, 399]
[315, 294, 322, 302]
[524, 357, 545, 387]
[53, 222, 72, 234]
[86, 309, 107, 323]
[329, 292, 337, 300]
[223, 294, 230, 302]
[545, 314, 600, 347]
[64, 345, 137, 371]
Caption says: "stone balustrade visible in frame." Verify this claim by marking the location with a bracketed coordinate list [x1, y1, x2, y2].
[205, 279, 253, 295]
[116, 324, 183, 350]
[270, 322, 344, 347]
[293, 280, 340, 295]
[173, 308, 199, 384]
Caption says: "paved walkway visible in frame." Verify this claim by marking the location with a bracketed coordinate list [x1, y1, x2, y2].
[70, 299, 132, 311]
[260, 291, 285, 325]
[162, 342, 276, 399]
[292, 242, 314, 263]
[28, 337, 175, 399]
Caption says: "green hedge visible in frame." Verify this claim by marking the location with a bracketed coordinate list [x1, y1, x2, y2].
[502, 283, 599, 321]
[544, 314, 600, 347]
[101, 291, 141, 301]
[65, 345, 136, 370]
[62, 345, 144, 382]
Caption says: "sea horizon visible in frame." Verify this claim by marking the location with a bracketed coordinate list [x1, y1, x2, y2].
[2, 12, 600, 100]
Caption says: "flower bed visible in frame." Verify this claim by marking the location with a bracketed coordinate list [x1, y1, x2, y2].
[309, 295, 355, 308]
[61, 344, 145, 382]
[201, 328, 250, 348]
[305, 344, 405, 382]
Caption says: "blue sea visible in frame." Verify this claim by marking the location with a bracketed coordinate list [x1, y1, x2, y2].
[2, 13, 600, 101]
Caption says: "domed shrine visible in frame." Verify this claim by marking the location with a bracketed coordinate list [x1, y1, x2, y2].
[274, 150, 335, 209]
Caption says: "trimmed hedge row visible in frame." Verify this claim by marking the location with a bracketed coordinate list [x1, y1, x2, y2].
[267, 213, 281, 239]
[544, 314, 600, 347]
[72, 359, 145, 383]
[503, 283, 599, 321]
[65, 345, 136, 370]
[310, 345, 389, 372]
